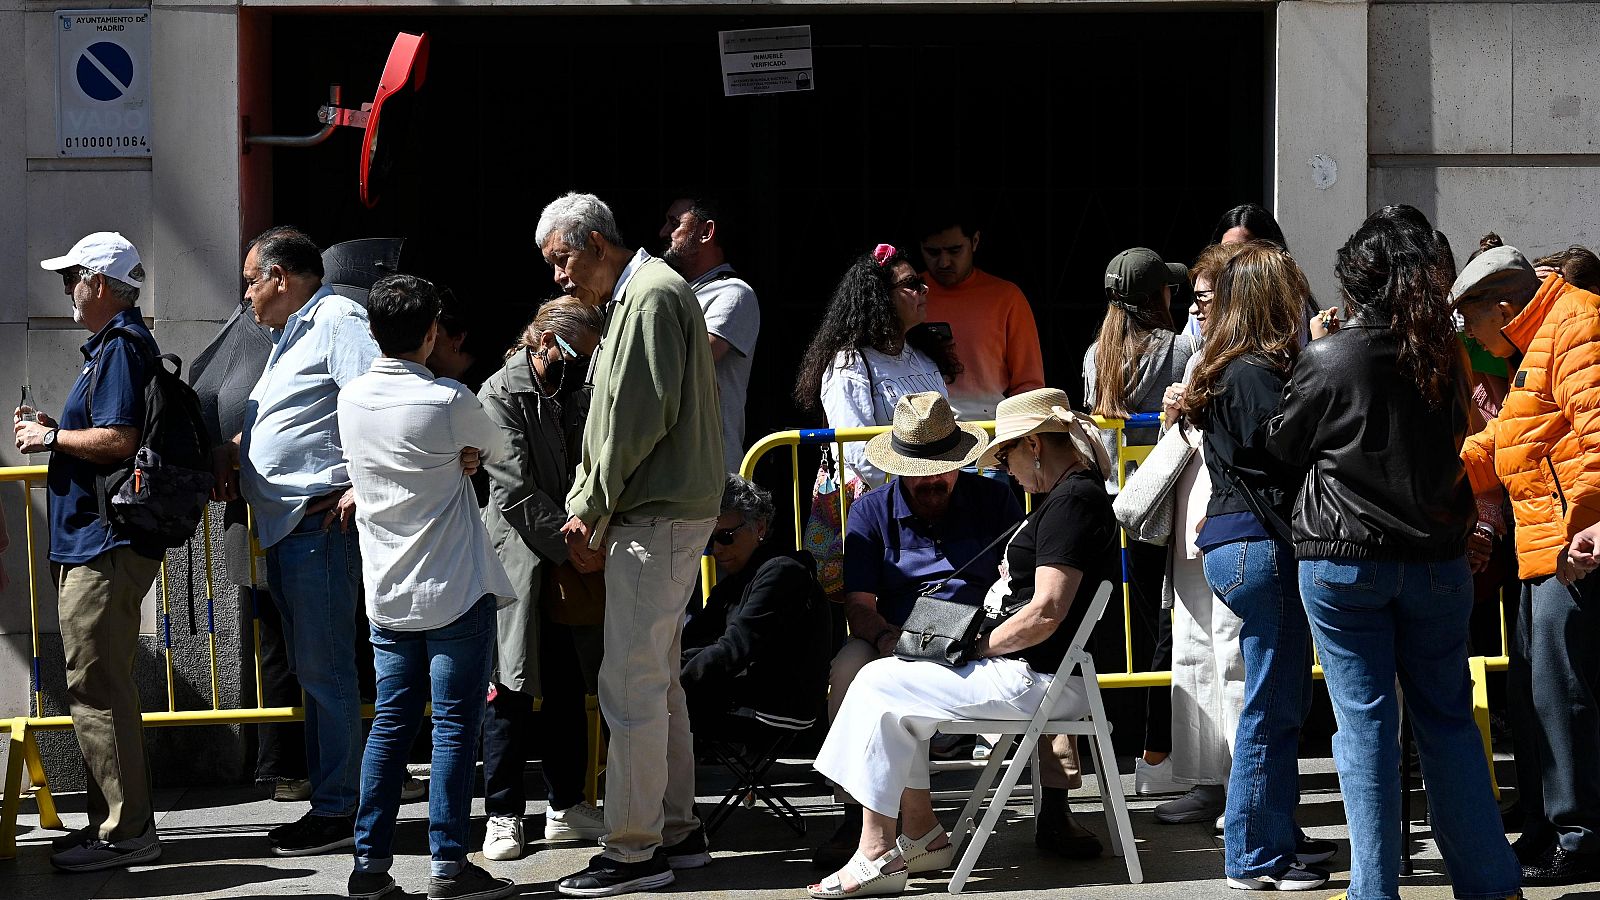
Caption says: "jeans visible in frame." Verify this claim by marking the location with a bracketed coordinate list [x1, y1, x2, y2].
[1203, 538, 1311, 879]
[1510, 574, 1600, 854]
[354, 593, 497, 878]
[265, 516, 365, 818]
[1300, 557, 1520, 900]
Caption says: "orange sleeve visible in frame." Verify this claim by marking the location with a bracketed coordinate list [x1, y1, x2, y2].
[1004, 287, 1045, 395]
[1460, 416, 1502, 496]
[1550, 305, 1600, 538]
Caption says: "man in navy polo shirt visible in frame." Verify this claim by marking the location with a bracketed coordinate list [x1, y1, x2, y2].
[16, 233, 165, 872]
[814, 393, 1021, 866]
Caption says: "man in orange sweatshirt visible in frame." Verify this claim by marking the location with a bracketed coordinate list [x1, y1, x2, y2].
[918, 213, 1044, 422]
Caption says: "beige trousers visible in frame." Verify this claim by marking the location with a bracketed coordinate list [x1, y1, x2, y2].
[827, 635, 1081, 799]
[56, 545, 162, 841]
[597, 516, 715, 863]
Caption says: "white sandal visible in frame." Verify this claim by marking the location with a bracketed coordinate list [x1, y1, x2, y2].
[807, 847, 909, 898]
[898, 825, 955, 874]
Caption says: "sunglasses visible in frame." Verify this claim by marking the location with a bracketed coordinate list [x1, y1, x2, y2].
[706, 522, 752, 549]
[61, 267, 88, 289]
[991, 441, 1023, 472]
[893, 276, 928, 293]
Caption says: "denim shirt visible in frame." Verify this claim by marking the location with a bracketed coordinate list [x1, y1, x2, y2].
[240, 286, 380, 548]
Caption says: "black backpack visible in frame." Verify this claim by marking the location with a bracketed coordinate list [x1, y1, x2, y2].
[89, 327, 215, 549]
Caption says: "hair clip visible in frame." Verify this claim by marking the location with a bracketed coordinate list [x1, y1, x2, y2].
[872, 244, 898, 267]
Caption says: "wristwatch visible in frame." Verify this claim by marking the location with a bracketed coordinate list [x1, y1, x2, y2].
[42, 428, 58, 452]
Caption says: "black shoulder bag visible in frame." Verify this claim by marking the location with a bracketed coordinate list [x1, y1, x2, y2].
[894, 518, 1026, 667]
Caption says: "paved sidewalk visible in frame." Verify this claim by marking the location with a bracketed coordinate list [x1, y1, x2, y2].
[3, 755, 1592, 899]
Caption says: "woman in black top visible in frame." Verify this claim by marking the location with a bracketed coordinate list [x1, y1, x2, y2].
[1267, 208, 1520, 900]
[807, 389, 1115, 899]
[1181, 241, 1334, 891]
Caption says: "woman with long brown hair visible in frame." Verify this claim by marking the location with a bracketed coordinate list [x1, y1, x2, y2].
[1184, 241, 1333, 890]
[1083, 247, 1197, 795]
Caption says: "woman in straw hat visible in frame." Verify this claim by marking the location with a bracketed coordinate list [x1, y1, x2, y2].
[807, 388, 1116, 899]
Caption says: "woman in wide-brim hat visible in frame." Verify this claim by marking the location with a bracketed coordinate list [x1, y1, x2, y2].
[808, 388, 1118, 898]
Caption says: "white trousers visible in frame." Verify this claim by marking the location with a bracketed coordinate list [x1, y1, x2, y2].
[816, 655, 1087, 817]
[1169, 552, 1245, 786]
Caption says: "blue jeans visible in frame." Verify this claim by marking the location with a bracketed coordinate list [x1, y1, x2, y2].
[1510, 574, 1600, 854]
[1203, 538, 1311, 878]
[354, 593, 497, 878]
[1300, 557, 1520, 900]
[266, 516, 364, 817]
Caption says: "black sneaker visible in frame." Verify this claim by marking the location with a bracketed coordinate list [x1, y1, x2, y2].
[50, 824, 162, 872]
[269, 812, 355, 857]
[1512, 830, 1554, 865]
[348, 870, 397, 899]
[1035, 807, 1103, 860]
[429, 861, 516, 900]
[557, 851, 675, 898]
[1155, 785, 1227, 825]
[811, 812, 862, 870]
[1295, 836, 1337, 865]
[1521, 845, 1600, 886]
[1226, 861, 1329, 891]
[663, 825, 712, 869]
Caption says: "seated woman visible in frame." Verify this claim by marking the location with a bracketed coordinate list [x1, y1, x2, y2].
[808, 388, 1117, 899]
[682, 475, 832, 737]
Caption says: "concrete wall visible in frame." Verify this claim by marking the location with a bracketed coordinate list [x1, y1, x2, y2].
[1367, 2, 1600, 269]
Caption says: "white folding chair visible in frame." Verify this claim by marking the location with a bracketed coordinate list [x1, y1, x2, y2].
[932, 581, 1142, 893]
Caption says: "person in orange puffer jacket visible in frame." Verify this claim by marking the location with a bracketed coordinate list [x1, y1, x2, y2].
[1455, 244, 1600, 887]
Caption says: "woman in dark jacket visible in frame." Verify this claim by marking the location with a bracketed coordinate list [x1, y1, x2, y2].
[1182, 241, 1332, 891]
[477, 298, 605, 862]
[1267, 208, 1520, 900]
[683, 475, 832, 735]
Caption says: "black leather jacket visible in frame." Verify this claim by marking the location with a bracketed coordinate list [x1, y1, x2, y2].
[1266, 321, 1474, 561]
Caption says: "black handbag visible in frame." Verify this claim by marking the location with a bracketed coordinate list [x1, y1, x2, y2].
[894, 520, 1025, 667]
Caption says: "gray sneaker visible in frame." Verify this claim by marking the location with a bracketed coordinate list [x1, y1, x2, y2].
[429, 861, 516, 900]
[1154, 784, 1226, 824]
[50, 823, 161, 872]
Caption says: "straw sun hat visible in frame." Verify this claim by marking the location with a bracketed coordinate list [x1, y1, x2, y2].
[975, 388, 1112, 479]
[863, 392, 990, 477]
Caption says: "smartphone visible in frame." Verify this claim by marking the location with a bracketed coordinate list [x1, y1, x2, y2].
[922, 321, 954, 345]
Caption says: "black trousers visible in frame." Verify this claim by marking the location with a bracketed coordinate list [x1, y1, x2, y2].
[1128, 539, 1174, 755]
[481, 618, 601, 815]
[247, 586, 308, 782]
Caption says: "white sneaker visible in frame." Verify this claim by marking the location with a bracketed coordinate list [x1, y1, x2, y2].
[1134, 757, 1185, 796]
[1214, 813, 1226, 835]
[482, 815, 524, 861]
[545, 801, 608, 842]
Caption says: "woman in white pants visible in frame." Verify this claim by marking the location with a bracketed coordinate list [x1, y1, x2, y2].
[809, 389, 1117, 898]
[1156, 242, 1248, 827]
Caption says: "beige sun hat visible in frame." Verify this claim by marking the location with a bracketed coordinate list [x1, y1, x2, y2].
[863, 392, 990, 478]
[976, 388, 1112, 479]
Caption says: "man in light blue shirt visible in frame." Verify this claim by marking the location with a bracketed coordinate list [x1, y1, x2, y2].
[236, 226, 379, 857]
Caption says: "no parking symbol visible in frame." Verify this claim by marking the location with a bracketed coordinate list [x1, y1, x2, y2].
[56, 9, 151, 157]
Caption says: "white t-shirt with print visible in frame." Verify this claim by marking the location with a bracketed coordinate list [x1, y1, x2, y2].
[819, 346, 947, 489]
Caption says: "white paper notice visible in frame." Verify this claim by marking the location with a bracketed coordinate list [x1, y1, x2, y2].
[719, 26, 814, 98]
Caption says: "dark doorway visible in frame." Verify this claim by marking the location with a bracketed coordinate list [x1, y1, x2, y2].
[269, 7, 1267, 427]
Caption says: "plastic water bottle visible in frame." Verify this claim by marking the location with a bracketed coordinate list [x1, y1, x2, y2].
[18, 386, 37, 423]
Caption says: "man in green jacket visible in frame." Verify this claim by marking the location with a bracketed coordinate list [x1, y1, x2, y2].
[537, 192, 724, 898]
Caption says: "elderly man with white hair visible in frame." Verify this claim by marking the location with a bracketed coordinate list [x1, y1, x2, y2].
[535, 192, 724, 898]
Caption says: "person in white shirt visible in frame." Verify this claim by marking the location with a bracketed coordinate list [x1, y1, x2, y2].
[337, 274, 518, 900]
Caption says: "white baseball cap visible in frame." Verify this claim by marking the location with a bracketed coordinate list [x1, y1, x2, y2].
[39, 232, 144, 288]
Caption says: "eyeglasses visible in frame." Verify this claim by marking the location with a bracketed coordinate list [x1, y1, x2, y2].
[707, 522, 752, 549]
[61, 267, 89, 289]
[1193, 289, 1215, 305]
[244, 272, 277, 291]
[893, 276, 928, 294]
[991, 442, 1017, 471]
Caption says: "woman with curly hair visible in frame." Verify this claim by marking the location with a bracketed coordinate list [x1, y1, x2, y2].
[1269, 207, 1521, 898]
[794, 244, 962, 490]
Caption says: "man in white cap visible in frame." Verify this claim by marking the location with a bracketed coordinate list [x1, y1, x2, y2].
[16, 232, 164, 871]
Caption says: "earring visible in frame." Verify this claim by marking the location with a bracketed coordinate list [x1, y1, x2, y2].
[1034, 457, 1042, 471]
